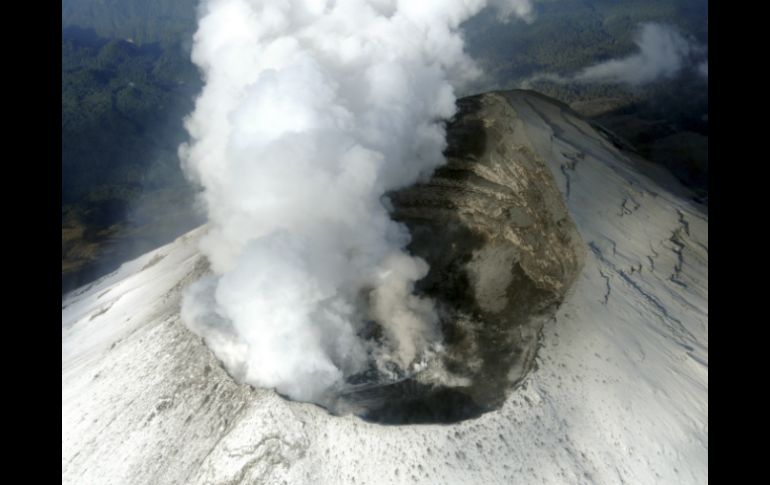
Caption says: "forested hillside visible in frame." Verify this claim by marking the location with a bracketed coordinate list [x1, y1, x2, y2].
[62, 26, 202, 293]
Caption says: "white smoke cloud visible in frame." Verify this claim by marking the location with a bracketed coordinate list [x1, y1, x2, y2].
[574, 23, 696, 85]
[179, 0, 529, 405]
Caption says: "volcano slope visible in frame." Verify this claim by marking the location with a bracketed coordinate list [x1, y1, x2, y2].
[62, 90, 708, 485]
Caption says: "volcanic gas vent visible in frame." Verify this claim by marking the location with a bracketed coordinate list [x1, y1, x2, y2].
[344, 92, 586, 423]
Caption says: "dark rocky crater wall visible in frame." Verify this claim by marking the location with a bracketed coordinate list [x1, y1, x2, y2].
[337, 92, 586, 424]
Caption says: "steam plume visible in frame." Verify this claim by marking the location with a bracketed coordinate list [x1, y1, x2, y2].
[179, 0, 527, 404]
[575, 23, 697, 85]
[523, 23, 705, 88]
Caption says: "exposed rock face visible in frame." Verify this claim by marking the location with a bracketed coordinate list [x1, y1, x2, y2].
[353, 93, 584, 422]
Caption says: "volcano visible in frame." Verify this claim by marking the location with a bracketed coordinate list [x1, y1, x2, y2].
[62, 90, 707, 485]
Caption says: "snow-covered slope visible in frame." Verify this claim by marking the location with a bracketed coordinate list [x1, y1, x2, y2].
[62, 90, 707, 485]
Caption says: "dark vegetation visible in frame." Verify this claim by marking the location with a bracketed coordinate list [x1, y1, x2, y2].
[61, 23, 203, 294]
[62, 27, 199, 204]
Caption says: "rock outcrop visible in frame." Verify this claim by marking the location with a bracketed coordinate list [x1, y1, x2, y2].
[351, 93, 585, 422]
